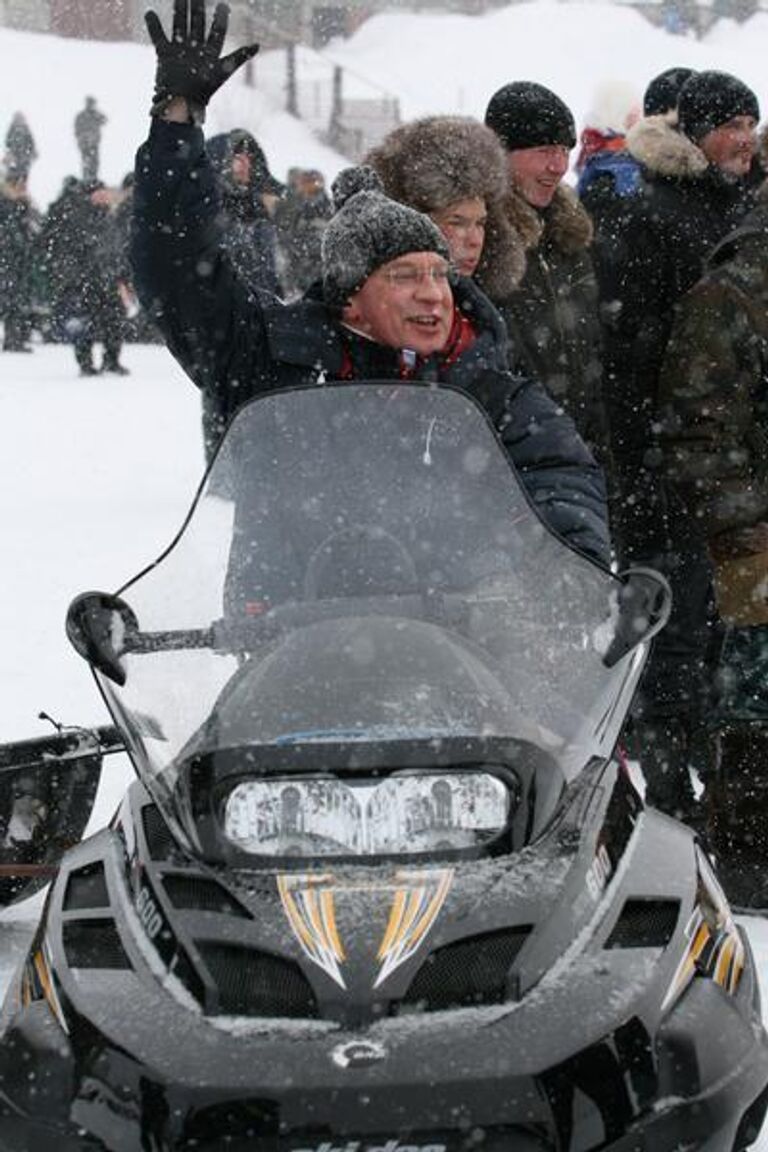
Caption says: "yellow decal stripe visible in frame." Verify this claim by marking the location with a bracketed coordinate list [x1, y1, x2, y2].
[320, 888, 345, 962]
[378, 888, 409, 961]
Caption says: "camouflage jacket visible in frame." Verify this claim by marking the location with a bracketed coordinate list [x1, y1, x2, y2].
[658, 198, 768, 546]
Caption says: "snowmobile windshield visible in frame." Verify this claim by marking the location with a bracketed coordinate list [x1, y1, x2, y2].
[92, 383, 652, 859]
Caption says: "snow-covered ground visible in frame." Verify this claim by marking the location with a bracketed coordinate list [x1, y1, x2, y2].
[0, 343, 767, 1147]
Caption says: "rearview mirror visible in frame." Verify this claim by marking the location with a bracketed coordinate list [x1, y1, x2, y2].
[66, 591, 139, 686]
[602, 567, 671, 669]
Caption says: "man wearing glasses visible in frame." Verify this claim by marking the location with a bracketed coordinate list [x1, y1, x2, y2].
[131, 0, 610, 567]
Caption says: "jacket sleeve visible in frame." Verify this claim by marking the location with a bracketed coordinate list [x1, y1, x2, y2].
[130, 119, 269, 414]
[500, 370, 611, 567]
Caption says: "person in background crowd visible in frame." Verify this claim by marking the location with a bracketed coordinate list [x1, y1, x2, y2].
[0, 166, 40, 353]
[576, 80, 642, 228]
[274, 167, 333, 300]
[642, 66, 697, 119]
[131, 0, 611, 584]
[112, 173, 141, 336]
[74, 96, 107, 183]
[657, 129, 768, 906]
[4, 113, 37, 185]
[365, 115, 523, 305]
[202, 129, 284, 461]
[484, 82, 610, 472]
[39, 177, 128, 375]
[601, 69, 760, 822]
[206, 128, 283, 300]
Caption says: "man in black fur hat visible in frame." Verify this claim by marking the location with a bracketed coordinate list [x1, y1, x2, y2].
[599, 70, 760, 823]
[131, 0, 610, 574]
[484, 82, 609, 473]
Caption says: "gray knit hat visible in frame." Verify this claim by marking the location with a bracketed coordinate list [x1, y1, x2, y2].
[322, 166, 450, 306]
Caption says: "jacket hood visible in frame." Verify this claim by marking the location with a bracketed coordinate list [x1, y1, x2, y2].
[627, 113, 708, 180]
[502, 182, 593, 258]
[365, 116, 525, 300]
[205, 130, 285, 196]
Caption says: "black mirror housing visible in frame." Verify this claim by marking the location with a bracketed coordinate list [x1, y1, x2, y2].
[602, 567, 672, 669]
[66, 592, 139, 686]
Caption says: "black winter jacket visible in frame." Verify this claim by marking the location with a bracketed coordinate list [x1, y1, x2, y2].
[131, 120, 610, 566]
[602, 116, 754, 482]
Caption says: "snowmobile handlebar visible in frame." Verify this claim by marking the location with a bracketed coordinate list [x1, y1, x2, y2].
[121, 590, 473, 659]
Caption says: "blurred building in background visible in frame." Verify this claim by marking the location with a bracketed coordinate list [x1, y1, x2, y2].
[1, 0, 763, 159]
[0, 0, 764, 42]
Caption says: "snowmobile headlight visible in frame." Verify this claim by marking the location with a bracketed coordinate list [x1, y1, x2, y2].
[223, 771, 512, 858]
[661, 844, 745, 1013]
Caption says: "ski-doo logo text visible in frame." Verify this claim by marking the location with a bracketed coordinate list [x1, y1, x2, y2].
[292, 1143, 446, 1152]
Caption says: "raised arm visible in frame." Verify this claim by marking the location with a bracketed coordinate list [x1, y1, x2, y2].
[130, 0, 263, 407]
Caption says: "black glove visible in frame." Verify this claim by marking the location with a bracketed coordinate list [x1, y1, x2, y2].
[145, 0, 259, 123]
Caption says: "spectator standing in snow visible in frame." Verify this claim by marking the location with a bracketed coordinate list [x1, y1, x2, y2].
[205, 129, 282, 298]
[656, 134, 768, 906]
[642, 66, 697, 120]
[484, 82, 610, 473]
[0, 168, 39, 352]
[4, 113, 37, 184]
[39, 178, 128, 375]
[274, 168, 333, 300]
[131, 0, 611, 598]
[74, 97, 107, 183]
[600, 70, 760, 821]
[365, 116, 524, 307]
[111, 172, 147, 341]
[576, 80, 642, 273]
[202, 128, 284, 461]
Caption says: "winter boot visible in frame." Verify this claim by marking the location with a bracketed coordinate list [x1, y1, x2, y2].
[74, 340, 98, 376]
[102, 344, 130, 375]
[632, 715, 700, 825]
[706, 724, 768, 910]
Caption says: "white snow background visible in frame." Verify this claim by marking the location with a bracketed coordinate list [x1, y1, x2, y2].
[1, 4, 768, 1143]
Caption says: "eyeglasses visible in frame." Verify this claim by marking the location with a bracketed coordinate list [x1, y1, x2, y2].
[380, 266, 452, 287]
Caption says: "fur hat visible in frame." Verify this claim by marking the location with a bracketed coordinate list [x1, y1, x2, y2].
[321, 166, 449, 306]
[677, 70, 759, 143]
[365, 116, 525, 298]
[643, 67, 696, 118]
[485, 82, 576, 152]
[366, 117, 507, 214]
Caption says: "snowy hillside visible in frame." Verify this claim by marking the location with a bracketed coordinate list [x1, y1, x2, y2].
[2, 0, 768, 210]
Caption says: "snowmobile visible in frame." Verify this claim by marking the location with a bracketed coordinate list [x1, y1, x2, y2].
[0, 381, 766, 1152]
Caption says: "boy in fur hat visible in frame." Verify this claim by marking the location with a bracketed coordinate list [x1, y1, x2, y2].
[484, 82, 610, 474]
[365, 116, 523, 302]
[131, 0, 611, 582]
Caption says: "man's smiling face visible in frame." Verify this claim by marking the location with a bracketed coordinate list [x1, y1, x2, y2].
[342, 253, 454, 356]
[507, 143, 570, 209]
